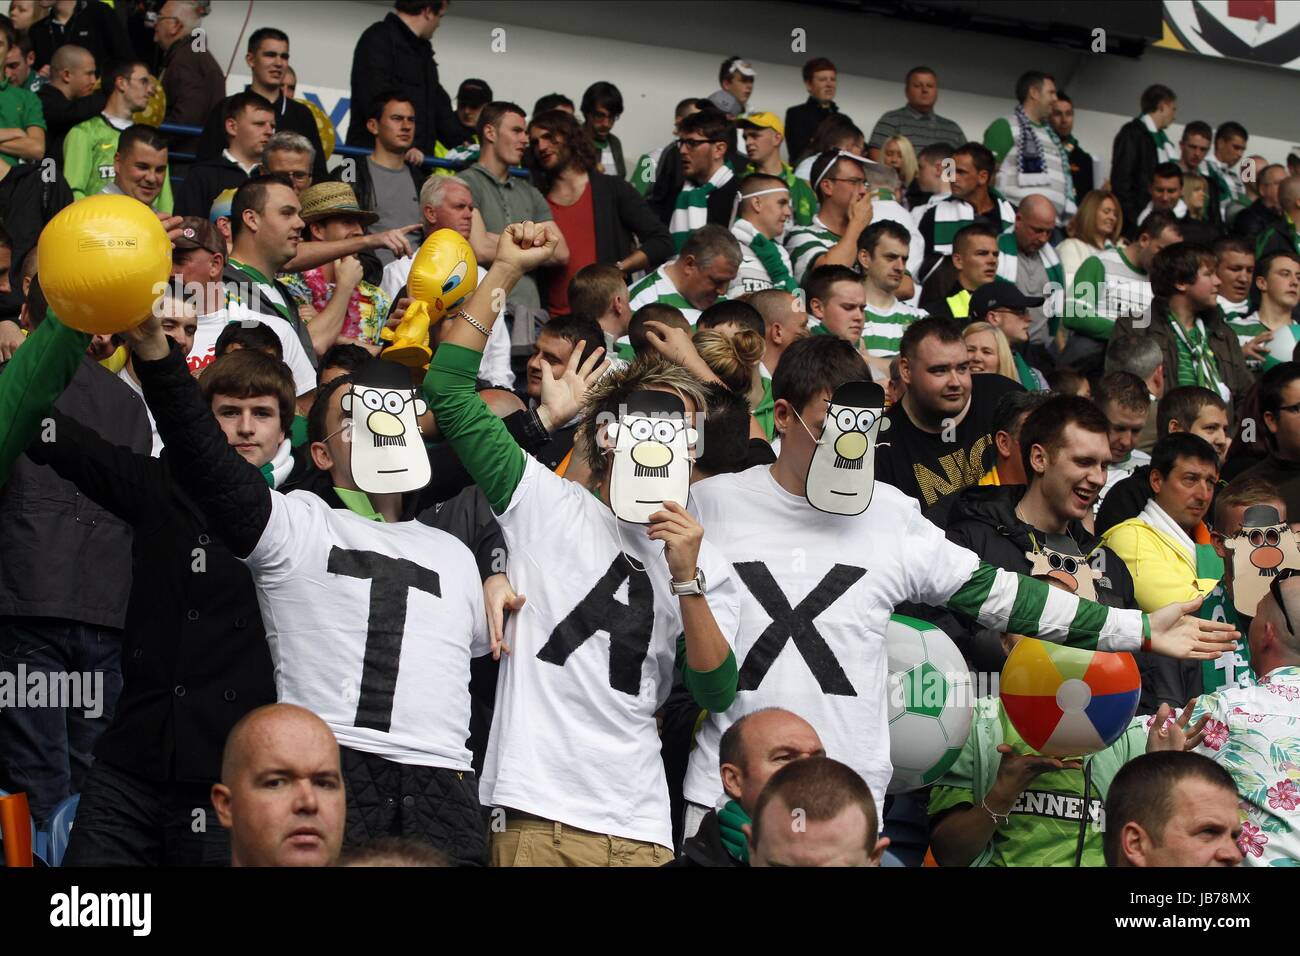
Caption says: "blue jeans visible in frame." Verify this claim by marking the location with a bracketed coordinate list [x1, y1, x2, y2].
[0, 617, 122, 825]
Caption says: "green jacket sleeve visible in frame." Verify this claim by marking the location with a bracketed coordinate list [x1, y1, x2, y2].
[158, 171, 175, 215]
[983, 118, 1014, 165]
[422, 342, 525, 514]
[62, 124, 94, 201]
[0, 314, 91, 487]
[674, 635, 739, 713]
[1063, 256, 1115, 339]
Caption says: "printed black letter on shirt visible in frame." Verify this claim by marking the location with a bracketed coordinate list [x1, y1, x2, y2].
[327, 547, 441, 733]
[537, 555, 654, 695]
[734, 561, 864, 695]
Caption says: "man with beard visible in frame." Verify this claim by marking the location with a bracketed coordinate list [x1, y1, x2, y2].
[528, 109, 670, 316]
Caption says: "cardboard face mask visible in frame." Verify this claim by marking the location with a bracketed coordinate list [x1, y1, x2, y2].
[1025, 547, 1100, 602]
[606, 390, 697, 524]
[1225, 504, 1300, 617]
[804, 381, 887, 516]
[337, 361, 431, 495]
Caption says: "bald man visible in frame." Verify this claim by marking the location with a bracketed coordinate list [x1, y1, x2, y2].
[1257, 175, 1300, 266]
[36, 44, 102, 162]
[211, 704, 345, 867]
[672, 707, 824, 867]
[745, 756, 890, 867]
[1181, 573, 1300, 865]
[999, 193, 1063, 347]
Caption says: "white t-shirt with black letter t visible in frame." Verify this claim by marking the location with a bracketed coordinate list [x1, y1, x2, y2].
[245, 491, 489, 769]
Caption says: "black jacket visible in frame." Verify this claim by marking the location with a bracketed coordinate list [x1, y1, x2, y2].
[945, 484, 1138, 670]
[646, 148, 746, 228]
[36, 87, 105, 163]
[196, 88, 329, 182]
[1096, 464, 1152, 537]
[1063, 137, 1095, 200]
[784, 97, 838, 166]
[220, 260, 317, 369]
[1110, 118, 1159, 229]
[1234, 199, 1285, 246]
[25, 412, 275, 784]
[0, 163, 74, 321]
[29, 0, 132, 73]
[589, 172, 674, 270]
[345, 12, 469, 155]
[344, 156, 427, 225]
[1113, 298, 1253, 414]
[173, 154, 251, 219]
[0, 357, 149, 627]
[666, 808, 744, 868]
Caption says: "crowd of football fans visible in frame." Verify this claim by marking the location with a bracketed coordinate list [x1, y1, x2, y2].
[0, 0, 1297, 869]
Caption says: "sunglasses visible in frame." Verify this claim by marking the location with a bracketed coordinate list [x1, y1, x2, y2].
[1269, 567, 1300, 633]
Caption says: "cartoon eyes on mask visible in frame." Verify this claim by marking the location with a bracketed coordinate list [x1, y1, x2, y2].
[442, 259, 469, 295]
[630, 419, 654, 441]
[360, 390, 409, 414]
[833, 408, 877, 432]
[1045, 553, 1080, 574]
[652, 420, 677, 443]
[1248, 529, 1282, 547]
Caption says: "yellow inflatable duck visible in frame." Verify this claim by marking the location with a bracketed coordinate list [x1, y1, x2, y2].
[381, 228, 478, 368]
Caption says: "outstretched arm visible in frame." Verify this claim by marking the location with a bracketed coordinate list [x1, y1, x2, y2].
[422, 222, 569, 513]
[123, 312, 273, 558]
[0, 313, 89, 488]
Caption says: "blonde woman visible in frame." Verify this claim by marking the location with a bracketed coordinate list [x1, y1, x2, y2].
[881, 135, 918, 199]
[1058, 190, 1123, 282]
[1183, 171, 1209, 220]
[963, 322, 1015, 381]
[693, 327, 766, 399]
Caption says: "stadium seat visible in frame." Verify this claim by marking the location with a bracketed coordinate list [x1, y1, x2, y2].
[43, 794, 80, 867]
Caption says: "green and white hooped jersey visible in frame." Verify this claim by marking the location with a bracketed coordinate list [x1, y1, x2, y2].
[1064, 246, 1151, 341]
[784, 214, 840, 285]
[863, 297, 929, 357]
[628, 265, 714, 324]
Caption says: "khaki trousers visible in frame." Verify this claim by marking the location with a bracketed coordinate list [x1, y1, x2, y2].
[490, 815, 672, 867]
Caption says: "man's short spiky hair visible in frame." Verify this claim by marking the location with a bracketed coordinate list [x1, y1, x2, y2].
[577, 356, 710, 482]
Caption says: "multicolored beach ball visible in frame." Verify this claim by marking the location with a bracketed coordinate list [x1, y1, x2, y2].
[1000, 638, 1140, 757]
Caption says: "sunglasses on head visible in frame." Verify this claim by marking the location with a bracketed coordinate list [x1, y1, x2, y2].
[1269, 566, 1300, 634]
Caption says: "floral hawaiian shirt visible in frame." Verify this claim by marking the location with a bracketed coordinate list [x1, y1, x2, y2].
[280, 268, 392, 346]
[1190, 666, 1300, 866]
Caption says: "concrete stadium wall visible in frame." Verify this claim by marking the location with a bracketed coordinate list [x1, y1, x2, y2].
[24, 0, 1298, 176]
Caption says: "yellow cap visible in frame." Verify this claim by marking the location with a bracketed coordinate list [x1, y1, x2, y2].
[737, 112, 784, 136]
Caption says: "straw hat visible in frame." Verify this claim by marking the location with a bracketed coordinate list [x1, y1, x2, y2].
[298, 181, 380, 227]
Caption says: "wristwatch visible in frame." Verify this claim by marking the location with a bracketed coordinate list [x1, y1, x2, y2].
[670, 567, 706, 597]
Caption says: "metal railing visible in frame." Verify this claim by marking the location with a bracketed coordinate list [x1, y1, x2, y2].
[158, 122, 528, 177]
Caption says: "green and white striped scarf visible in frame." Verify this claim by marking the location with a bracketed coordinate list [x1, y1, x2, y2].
[930, 194, 1017, 256]
[996, 229, 1066, 329]
[1141, 113, 1178, 164]
[670, 165, 734, 252]
[1167, 313, 1224, 395]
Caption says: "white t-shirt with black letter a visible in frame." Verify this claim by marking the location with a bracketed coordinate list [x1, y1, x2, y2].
[481, 455, 741, 850]
[245, 491, 489, 769]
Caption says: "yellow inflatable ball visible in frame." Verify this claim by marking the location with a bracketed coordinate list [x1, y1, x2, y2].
[37, 195, 173, 335]
[133, 77, 166, 127]
[298, 98, 336, 159]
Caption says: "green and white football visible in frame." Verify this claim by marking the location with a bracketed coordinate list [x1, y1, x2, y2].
[886, 614, 974, 794]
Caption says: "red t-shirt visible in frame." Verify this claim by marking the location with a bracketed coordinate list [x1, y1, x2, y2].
[545, 182, 598, 316]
